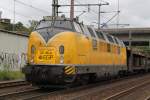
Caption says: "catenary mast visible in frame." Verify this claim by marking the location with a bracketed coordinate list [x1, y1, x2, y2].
[52, 0, 58, 17]
[70, 0, 75, 20]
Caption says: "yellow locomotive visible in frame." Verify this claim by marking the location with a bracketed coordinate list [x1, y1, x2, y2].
[22, 16, 127, 86]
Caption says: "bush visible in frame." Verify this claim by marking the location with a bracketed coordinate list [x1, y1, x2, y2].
[0, 71, 24, 80]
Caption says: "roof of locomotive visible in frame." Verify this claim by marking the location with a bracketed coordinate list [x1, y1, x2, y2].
[43, 16, 75, 21]
[39, 16, 125, 47]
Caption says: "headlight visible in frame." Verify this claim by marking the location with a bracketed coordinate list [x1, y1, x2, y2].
[31, 45, 36, 63]
[59, 45, 64, 54]
[60, 55, 64, 64]
[59, 45, 64, 64]
[31, 45, 36, 54]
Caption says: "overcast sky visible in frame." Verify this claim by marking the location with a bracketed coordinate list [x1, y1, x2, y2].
[0, 0, 150, 28]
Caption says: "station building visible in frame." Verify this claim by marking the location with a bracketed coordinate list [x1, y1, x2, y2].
[102, 28, 150, 52]
[102, 28, 150, 46]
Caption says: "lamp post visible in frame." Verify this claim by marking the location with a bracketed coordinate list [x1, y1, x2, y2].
[129, 30, 133, 71]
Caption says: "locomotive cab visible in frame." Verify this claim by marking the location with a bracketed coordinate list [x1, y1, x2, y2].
[27, 16, 80, 65]
[23, 16, 84, 85]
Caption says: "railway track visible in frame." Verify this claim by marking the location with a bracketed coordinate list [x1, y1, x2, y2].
[0, 80, 29, 88]
[0, 87, 42, 100]
[29, 74, 150, 100]
[0, 78, 119, 100]
[0, 86, 58, 100]
[20, 74, 150, 100]
[21, 84, 100, 100]
[0, 74, 150, 100]
[0, 82, 98, 100]
[104, 78, 150, 100]
[0, 80, 39, 100]
[65, 75, 150, 100]
[0, 80, 57, 100]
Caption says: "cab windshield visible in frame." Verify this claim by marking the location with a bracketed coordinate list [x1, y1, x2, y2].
[35, 20, 74, 42]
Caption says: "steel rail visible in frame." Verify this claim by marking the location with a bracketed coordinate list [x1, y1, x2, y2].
[0, 88, 40, 99]
[0, 80, 29, 88]
[23, 74, 149, 100]
[104, 79, 150, 100]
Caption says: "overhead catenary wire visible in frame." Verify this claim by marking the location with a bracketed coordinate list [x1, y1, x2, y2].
[56, 0, 100, 21]
[75, 0, 109, 29]
[15, 0, 49, 14]
[75, 0, 110, 20]
[101, 12, 119, 28]
[73, 0, 99, 16]
[0, 5, 32, 19]
[1, 0, 119, 28]
[54, 0, 103, 17]
[75, 0, 105, 26]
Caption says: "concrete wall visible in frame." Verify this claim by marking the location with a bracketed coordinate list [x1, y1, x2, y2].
[112, 34, 150, 42]
[0, 30, 28, 71]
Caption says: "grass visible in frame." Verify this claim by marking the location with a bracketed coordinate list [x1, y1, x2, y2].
[0, 71, 24, 81]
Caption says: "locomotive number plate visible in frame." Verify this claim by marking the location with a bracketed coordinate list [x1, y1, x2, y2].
[37, 47, 55, 63]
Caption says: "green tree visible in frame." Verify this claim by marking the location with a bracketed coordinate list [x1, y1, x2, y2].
[14, 22, 29, 32]
[28, 20, 39, 33]
[0, 20, 39, 35]
[0, 21, 30, 33]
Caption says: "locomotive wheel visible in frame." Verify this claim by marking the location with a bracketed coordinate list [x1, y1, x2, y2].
[118, 70, 128, 77]
[77, 74, 90, 85]
[89, 73, 98, 83]
[64, 75, 76, 83]
[25, 74, 31, 82]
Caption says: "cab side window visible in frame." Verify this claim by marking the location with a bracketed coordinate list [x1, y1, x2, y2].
[107, 44, 111, 52]
[88, 27, 96, 37]
[106, 34, 114, 53]
[83, 25, 91, 36]
[73, 22, 83, 33]
[96, 31, 105, 40]
[114, 38, 119, 45]
[106, 34, 115, 43]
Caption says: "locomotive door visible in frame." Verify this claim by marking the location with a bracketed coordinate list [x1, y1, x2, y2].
[77, 35, 90, 64]
[73, 22, 90, 64]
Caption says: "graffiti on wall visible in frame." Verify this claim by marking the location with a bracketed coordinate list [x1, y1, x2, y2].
[0, 52, 27, 71]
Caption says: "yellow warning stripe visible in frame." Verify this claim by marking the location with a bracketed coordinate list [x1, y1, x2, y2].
[65, 66, 76, 75]
[65, 66, 72, 70]
[66, 68, 76, 75]
[65, 67, 74, 73]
